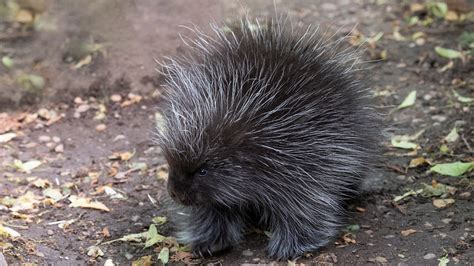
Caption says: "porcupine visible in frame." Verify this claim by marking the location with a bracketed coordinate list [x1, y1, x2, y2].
[156, 18, 382, 260]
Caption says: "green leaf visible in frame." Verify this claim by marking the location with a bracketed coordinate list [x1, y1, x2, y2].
[42, 187, 63, 201]
[453, 90, 472, 103]
[444, 127, 459, 143]
[158, 247, 170, 264]
[391, 138, 418, 149]
[152, 216, 167, 225]
[420, 183, 456, 198]
[346, 224, 360, 232]
[144, 224, 165, 248]
[439, 144, 449, 153]
[438, 255, 449, 266]
[430, 162, 474, 177]
[13, 159, 42, 173]
[397, 90, 417, 109]
[393, 189, 421, 202]
[428, 2, 448, 18]
[2, 56, 14, 69]
[435, 46, 462, 59]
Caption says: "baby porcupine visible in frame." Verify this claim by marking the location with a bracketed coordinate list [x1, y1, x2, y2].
[157, 18, 382, 260]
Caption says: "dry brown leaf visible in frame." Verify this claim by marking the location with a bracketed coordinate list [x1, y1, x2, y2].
[68, 195, 110, 212]
[401, 229, 417, 236]
[433, 198, 455, 209]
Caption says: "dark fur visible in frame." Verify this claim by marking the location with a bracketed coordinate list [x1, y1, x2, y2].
[157, 18, 382, 260]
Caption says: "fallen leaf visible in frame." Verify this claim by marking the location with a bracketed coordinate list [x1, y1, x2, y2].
[0, 224, 21, 238]
[132, 255, 152, 266]
[420, 182, 456, 198]
[453, 90, 472, 103]
[144, 224, 165, 248]
[435, 46, 462, 59]
[68, 195, 110, 212]
[13, 159, 42, 173]
[397, 90, 417, 109]
[158, 247, 170, 264]
[391, 138, 418, 149]
[438, 255, 449, 266]
[341, 233, 356, 245]
[109, 151, 135, 161]
[2, 56, 14, 69]
[393, 189, 422, 202]
[152, 216, 167, 225]
[0, 132, 17, 143]
[433, 198, 455, 209]
[102, 227, 111, 238]
[42, 188, 63, 201]
[2, 191, 41, 212]
[430, 161, 474, 177]
[87, 245, 104, 258]
[401, 229, 417, 236]
[104, 259, 115, 266]
[29, 177, 50, 188]
[444, 127, 459, 143]
[409, 157, 429, 168]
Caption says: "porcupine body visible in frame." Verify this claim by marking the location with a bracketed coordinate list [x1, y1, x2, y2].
[157, 18, 382, 260]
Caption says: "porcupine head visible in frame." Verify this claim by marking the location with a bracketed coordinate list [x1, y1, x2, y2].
[156, 18, 381, 260]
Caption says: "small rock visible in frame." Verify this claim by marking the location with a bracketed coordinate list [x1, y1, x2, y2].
[433, 198, 455, 209]
[76, 104, 90, 113]
[96, 124, 107, 132]
[442, 218, 452, 224]
[52, 136, 61, 143]
[38, 135, 51, 142]
[74, 97, 84, 104]
[459, 192, 471, 199]
[432, 115, 447, 122]
[46, 142, 55, 148]
[242, 250, 253, 257]
[110, 94, 122, 102]
[47, 229, 54, 235]
[252, 258, 260, 262]
[383, 234, 395, 239]
[131, 215, 140, 222]
[375, 256, 387, 263]
[423, 253, 436, 260]
[423, 94, 432, 101]
[424, 222, 434, 229]
[54, 144, 64, 153]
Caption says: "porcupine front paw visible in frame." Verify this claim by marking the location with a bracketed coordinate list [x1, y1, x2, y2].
[176, 206, 244, 257]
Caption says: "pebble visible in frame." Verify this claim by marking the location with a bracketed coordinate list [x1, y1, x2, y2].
[423, 94, 432, 101]
[110, 94, 122, 102]
[52, 136, 61, 143]
[432, 115, 447, 122]
[76, 104, 90, 113]
[54, 144, 64, 153]
[47, 229, 54, 235]
[96, 124, 107, 132]
[459, 192, 471, 199]
[423, 253, 436, 260]
[242, 250, 253, 257]
[441, 218, 452, 224]
[38, 135, 51, 142]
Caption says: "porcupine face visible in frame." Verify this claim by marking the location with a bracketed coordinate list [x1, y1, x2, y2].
[162, 129, 250, 207]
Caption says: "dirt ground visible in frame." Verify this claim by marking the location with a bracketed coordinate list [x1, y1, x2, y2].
[0, 0, 473, 265]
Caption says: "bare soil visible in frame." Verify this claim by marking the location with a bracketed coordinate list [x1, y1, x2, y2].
[0, 0, 472, 265]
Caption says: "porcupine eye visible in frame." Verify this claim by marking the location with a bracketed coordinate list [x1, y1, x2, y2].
[197, 167, 208, 176]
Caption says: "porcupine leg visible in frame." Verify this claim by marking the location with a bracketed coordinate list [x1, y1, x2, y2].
[175, 205, 244, 256]
[266, 210, 340, 260]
